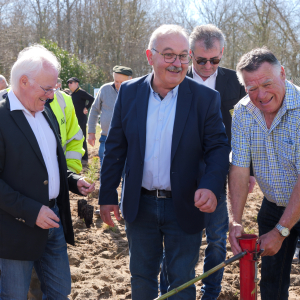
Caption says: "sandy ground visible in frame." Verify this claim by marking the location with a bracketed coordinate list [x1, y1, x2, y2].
[63, 133, 300, 299]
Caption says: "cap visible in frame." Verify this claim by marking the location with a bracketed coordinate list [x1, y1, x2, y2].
[67, 77, 80, 83]
[113, 65, 133, 76]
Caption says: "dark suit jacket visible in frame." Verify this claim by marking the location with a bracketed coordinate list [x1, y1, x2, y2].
[99, 74, 230, 234]
[186, 66, 246, 147]
[0, 96, 82, 261]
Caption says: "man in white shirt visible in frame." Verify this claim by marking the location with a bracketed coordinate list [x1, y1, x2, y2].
[0, 45, 94, 300]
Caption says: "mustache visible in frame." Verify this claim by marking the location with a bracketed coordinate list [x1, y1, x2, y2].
[166, 66, 182, 72]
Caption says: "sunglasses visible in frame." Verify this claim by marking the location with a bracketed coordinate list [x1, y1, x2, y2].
[68, 81, 74, 84]
[195, 57, 221, 65]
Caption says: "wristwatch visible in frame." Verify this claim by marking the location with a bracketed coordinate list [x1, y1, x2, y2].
[275, 223, 290, 237]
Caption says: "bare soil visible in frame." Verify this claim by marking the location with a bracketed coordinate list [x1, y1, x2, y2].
[67, 136, 300, 300]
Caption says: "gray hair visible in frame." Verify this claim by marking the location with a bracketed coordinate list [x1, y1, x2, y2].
[10, 44, 61, 92]
[148, 24, 189, 50]
[189, 24, 225, 52]
[236, 47, 281, 86]
[0, 75, 8, 87]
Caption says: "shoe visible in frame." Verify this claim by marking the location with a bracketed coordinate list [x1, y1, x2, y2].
[82, 160, 88, 167]
[292, 247, 300, 264]
[94, 209, 100, 217]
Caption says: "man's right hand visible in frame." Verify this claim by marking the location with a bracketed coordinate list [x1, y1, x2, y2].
[228, 221, 244, 255]
[36, 205, 60, 229]
[100, 205, 121, 227]
[88, 133, 96, 146]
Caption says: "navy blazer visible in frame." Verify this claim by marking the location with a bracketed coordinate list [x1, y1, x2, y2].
[99, 74, 230, 234]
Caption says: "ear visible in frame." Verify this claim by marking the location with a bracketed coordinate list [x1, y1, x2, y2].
[189, 49, 192, 55]
[280, 66, 286, 80]
[19, 75, 30, 90]
[146, 49, 154, 66]
[220, 47, 224, 57]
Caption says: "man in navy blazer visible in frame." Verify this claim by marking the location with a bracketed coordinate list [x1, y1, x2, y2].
[99, 24, 230, 300]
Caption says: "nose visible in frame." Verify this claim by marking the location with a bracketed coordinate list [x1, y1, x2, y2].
[257, 87, 267, 99]
[172, 55, 182, 67]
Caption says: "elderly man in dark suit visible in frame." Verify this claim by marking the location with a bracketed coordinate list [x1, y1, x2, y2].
[0, 45, 94, 300]
[183, 24, 254, 299]
[99, 24, 230, 300]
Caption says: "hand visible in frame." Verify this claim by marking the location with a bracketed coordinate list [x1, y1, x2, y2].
[248, 176, 256, 193]
[228, 221, 244, 255]
[36, 205, 60, 229]
[88, 133, 96, 146]
[83, 108, 88, 115]
[258, 228, 285, 256]
[100, 205, 121, 227]
[77, 178, 95, 196]
[194, 189, 217, 213]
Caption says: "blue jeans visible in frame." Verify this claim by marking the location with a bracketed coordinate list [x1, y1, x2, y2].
[125, 194, 203, 300]
[0, 204, 71, 300]
[160, 190, 228, 300]
[257, 197, 300, 300]
[98, 134, 107, 167]
[200, 190, 228, 300]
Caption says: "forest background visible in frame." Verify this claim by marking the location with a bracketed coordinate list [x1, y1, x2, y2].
[0, 0, 300, 90]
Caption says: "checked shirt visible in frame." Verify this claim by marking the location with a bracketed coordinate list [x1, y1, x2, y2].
[231, 80, 300, 207]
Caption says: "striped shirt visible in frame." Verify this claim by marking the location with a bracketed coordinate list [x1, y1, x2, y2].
[231, 80, 300, 207]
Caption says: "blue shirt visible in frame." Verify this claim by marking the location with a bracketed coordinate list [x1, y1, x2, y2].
[141, 79, 179, 191]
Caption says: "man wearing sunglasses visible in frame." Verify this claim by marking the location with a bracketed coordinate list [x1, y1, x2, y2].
[186, 24, 251, 300]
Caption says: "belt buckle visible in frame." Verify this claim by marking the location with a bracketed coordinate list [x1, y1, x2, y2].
[156, 189, 166, 198]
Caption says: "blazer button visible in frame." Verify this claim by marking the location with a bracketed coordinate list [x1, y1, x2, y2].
[43, 180, 48, 185]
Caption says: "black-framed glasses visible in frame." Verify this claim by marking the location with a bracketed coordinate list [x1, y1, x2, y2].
[152, 48, 191, 64]
[68, 81, 74, 85]
[192, 51, 221, 65]
[39, 85, 58, 95]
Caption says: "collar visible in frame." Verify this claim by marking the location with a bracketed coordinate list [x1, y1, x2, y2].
[149, 73, 179, 99]
[192, 64, 218, 81]
[8, 90, 44, 115]
[73, 87, 80, 94]
[111, 83, 118, 93]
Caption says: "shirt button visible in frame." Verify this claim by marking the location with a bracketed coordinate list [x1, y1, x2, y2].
[43, 180, 48, 185]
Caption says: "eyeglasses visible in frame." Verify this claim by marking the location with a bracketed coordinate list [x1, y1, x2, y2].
[192, 51, 221, 65]
[39, 85, 59, 96]
[152, 48, 191, 64]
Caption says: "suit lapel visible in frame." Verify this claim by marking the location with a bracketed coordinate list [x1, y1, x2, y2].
[8, 102, 46, 168]
[136, 74, 151, 160]
[171, 78, 192, 162]
[215, 67, 228, 101]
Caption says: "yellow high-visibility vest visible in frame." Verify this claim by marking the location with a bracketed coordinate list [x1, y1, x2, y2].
[50, 91, 85, 173]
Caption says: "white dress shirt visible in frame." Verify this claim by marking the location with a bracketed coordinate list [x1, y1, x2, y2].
[8, 90, 60, 200]
[141, 79, 179, 191]
[192, 65, 218, 90]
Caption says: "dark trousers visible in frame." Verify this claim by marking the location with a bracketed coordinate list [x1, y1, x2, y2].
[78, 116, 88, 161]
[257, 198, 300, 300]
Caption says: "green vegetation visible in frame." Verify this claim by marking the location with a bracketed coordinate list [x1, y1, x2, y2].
[84, 156, 99, 184]
[40, 39, 105, 89]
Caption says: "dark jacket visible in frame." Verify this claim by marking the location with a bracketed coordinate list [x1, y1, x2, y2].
[99, 74, 230, 234]
[0, 96, 82, 261]
[186, 66, 246, 147]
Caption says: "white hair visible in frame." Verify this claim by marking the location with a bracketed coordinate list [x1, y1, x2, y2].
[10, 44, 61, 92]
[148, 24, 189, 50]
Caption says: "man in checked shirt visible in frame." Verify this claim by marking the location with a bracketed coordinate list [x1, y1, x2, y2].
[228, 47, 300, 300]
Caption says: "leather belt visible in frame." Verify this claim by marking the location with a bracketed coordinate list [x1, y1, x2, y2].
[49, 198, 56, 208]
[141, 187, 172, 198]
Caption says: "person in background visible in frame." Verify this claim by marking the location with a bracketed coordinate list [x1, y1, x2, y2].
[67, 77, 94, 166]
[0, 75, 8, 90]
[87, 65, 132, 167]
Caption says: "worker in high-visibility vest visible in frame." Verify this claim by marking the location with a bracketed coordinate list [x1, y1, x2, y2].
[0, 79, 85, 174]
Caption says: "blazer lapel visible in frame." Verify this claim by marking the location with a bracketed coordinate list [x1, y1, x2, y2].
[8, 103, 46, 168]
[171, 78, 192, 162]
[136, 74, 151, 160]
[215, 67, 228, 101]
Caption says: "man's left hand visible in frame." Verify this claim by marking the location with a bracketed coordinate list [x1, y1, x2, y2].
[194, 189, 217, 213]
[77, 178, 95, 196]
[258, 228, 285, 256]
[83, 108, 88, 115]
